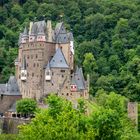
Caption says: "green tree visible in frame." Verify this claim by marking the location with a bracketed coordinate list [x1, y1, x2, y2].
[17, 95, 138, 140]
[16, 98, 37, 116]
[83, 53, 98, 75]
[18, 95, 94, 140]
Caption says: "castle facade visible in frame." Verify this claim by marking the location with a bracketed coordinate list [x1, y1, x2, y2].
[1, 20, 89, 106]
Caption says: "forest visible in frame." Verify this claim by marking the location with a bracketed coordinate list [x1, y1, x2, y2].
[1, 0, 140, 101]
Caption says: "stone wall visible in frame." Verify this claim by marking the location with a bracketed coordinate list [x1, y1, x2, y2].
[18, 42, 55, 100]
[128, 102, 138, 127]
[0, 118, 3, 134]
[0, 117, 30, 134]
[0, 95, 22, 114]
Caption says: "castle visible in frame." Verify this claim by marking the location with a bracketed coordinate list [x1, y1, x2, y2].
[0, 20, 89, 113]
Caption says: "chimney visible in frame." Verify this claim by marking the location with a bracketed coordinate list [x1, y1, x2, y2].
[87, 74, 90, 92]
[29, 22, 33, 35]
[47, 20, 52, 42]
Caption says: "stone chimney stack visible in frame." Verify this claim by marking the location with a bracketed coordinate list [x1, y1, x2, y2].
[47, 20, 52, 42]
[29, 22, 33, 35]
[128, 102, 138, 129]
[87, 74, 90, 93]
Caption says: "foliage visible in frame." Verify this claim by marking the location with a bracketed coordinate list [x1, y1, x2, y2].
[0, 134, 17, 140]
[17, 94, 138, 140]
[17, 95, 95, 140]
[16, 98, 37, 116]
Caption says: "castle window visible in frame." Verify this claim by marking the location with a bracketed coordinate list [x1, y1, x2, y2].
[37, 63, 39, 67]
[52, 83, 54, 86]
[61, 70, 65, 73]
[67, 93, 69, 96]
[70, 93, 72, 95]
[33, 63, 36, 67]
[62, 75, 64, 78]
[27, 55, 29, 59]
[36, 54, 38, 58]
[32, 73, 34, 77]
[62, 93, 64, 95]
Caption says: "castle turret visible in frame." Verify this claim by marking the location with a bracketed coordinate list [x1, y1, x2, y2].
[21, 27, 28, 44]
[29, 22, 36, 42]
[37, 23, 46, 42]
[47, 20, 53, 42]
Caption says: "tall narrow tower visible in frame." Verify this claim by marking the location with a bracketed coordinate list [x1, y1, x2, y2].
[17, 20, 55, 100]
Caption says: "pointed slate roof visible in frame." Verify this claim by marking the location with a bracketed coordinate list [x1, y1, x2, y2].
[0, 76, 20, 96]
[71, 67, 85, 90]
[49, 48, 69, 68]
[71, 75, 77, 85]
[31, 23, 37, 35]
[38, 24, 45, 35]
[55, 22, 63, 36]
[31, 20, 46, 35]
[37, 20, 46, 35]
[18, 33, 22, 45]
[22, 27, 28, 36]
[67, 32, 74, 41]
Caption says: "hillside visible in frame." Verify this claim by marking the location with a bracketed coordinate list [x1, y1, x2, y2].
[0, 0, 140, 101]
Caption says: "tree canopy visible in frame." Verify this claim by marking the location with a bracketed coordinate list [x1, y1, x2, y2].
[17, 94, 138, 140]
[16, 98, 37, 116]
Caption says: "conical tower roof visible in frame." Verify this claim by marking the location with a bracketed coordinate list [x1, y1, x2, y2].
[22, 27, 28, 36]
[50, 48, 69, 68]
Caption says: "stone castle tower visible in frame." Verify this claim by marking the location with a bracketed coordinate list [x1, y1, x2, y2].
[15, 20, 89, 102]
